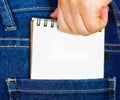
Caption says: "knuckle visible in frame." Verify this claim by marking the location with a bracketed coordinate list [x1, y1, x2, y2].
[81, 32, 91, 36]
[86, 24, 102, 33]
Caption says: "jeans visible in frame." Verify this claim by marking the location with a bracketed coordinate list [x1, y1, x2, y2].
[105, 0, 120, 99]
[0, 0, 119, 100]
[6, 78, 116, 100]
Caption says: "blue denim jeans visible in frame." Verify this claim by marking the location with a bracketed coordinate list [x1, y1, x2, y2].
[0, 0, 119, 100]
[105, 0, 120, 99]
[6, 78, 116, 100]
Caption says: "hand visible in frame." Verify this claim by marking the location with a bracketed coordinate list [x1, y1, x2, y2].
[51, 0, 112, 35]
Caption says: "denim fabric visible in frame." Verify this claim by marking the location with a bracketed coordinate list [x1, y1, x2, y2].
[0, 0, 57, 100]
[6, 78, 116, 100]
[0, 0, 119, 100]
[105, 0, 120, 100]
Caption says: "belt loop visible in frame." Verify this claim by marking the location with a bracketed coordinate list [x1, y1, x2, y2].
[0, 0, 17, 31]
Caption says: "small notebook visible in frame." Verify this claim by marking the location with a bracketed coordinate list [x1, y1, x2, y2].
[30, 17, 104, 79]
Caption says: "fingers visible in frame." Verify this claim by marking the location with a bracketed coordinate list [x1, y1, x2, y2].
[50, 8, 58, 19]
[56, 0, 89, 35]
[80, 2, 109, 33]
[51, 0, 111, 36]
[57, 5, 72, 34]
[69, 2, 89, 35]
[59, 0, 78, 34]
[101, 0, 111, 25]
[100, 6, 109, 24]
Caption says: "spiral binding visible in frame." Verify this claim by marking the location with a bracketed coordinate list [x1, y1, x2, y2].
[36, 18, 55, 28]
[35, 18, 102, 32]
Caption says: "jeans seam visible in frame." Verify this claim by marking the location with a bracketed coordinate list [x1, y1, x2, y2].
[11, 7, 55, 12]
[105, 50, 120, 52]
[105, 44, 120, 46]
[108, 77, 116, 100]
[0, 38, 30, 41]
[115, 11, 120, 39]
[0, 0, 16, 30]
[110, 1, 120, 39]
[0, 7, 7, 29]
[6, 78, 17, 83]
[6, 78, 16, 100]
[0, 46, 30, 48]
[9, 88, 114, 93]
[2, 0, 14, 28]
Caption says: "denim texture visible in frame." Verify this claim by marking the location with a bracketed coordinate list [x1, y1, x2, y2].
[105, 0, 120, 100]
[0, 0, 119, 100]
[0, 0, 57, 100]
[6, 78, 116, 100]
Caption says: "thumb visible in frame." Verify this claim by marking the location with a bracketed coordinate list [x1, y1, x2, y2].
[50, 8, 58, 19]
[98, 6, 109, 31]
[102, 0, 112, 7]
[100, 6, 109, 24]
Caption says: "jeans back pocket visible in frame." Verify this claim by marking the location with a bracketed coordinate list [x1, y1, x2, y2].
[6, 77, 116, 100]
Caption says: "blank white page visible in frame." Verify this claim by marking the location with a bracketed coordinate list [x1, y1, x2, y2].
[31, 18, 104, 79]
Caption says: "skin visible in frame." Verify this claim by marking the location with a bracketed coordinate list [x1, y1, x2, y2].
[51, 0, 112, 36]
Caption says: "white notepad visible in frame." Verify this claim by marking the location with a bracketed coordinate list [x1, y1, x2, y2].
[30, 18, 104, 79]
